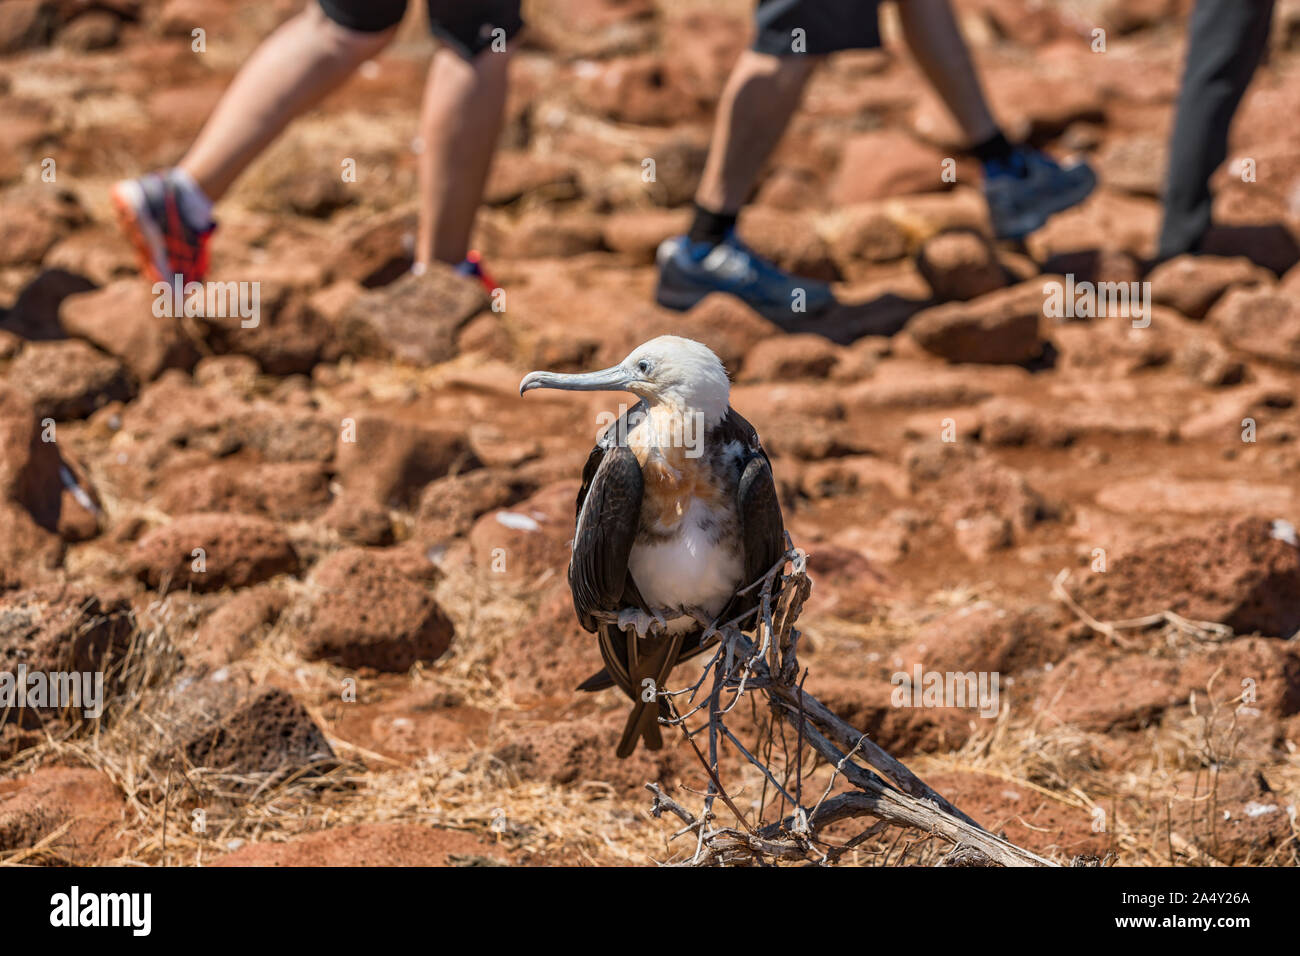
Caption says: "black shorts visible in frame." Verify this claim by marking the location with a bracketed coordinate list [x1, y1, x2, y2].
[318, 0, 524, 60]
[753, 0, 882, 56]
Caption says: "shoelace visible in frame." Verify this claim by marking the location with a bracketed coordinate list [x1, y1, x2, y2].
[718, 235, 796, 284]
[700, 242, 756, 283]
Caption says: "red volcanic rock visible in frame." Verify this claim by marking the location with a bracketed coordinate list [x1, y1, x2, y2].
[104, 373, 335, 486]
[975, 392, 1179, 447]
[1031, 637, 1300, 733]
[891, 602, 1066, 675]
[828, 131, 948, 206]
[1208, 287, 1300, 367]
[484, 153, 580, 207]
[799, 455, 909, 503]
[417, 466, 543, 542]
[916, 231, 1006, 302]
[923, 769, 1107, 861]
[803, 545, 892, 622]
[0, 586, 134, 730]
[192, 586, 289, 667]
[737, 207, 838, 281]
[198, 293, 332, 377]
[156, 676, 335, 789]
[130, 513, 300, 592]
[493, 716, 689, 794]
[335, 267, 487, 365]
[1052, 314, 1175, 379]
[0, 505, 61, 588]
[1166, 769, 1297, 865]
[0, 191, 85, 266]
[493, 587, 600, 701]
[602, 208, 690, 264]
[59, 280, 199, 382]
[985, 68, 1106, 142]
[526, 0, 655, 58]
[905, 441, 1049, 559]
[1095, 134, 1166, 198]
[661, 11, 747, 104]
[886, 189, 993, 246]
[57, 10, 120, 51]
[740, 334, 841, 382]
[233, 405, 337, 464]
[905, 280, 1046, 364]
[319, 494, 394, 546]
[493, 211, 605, 259]
[41, 226, 136, 286]
[335, 413, 479, 509]
[5, 339, 131, 420]
[0, 768, 127, 864]
[1177, 335, 1247, 387]
[0, 382, 101, 578]
[156, 0, 211, 37]
[296, 547, 453, 672]
[809, 675, 983, 756]
[468, 482, 577, 585]
[579, 54, 698, 126]
[1070, 517, 1300, 638]
[938, 457, 1049, 558]
[1148, 255, 1273, 319]
[0, 1, 55, 55]
[329, 209, 416, 286]
[155, 461, 331, 522]
[213, 824, 508, 867]
[1040, 248, 1142, 291]
[1099, 0, 1178, 34]
[825, 204, 911, 276]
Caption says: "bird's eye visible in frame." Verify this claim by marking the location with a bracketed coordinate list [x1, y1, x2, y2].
[636, 360, 652, 375]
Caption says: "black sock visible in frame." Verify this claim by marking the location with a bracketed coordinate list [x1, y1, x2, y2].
[971, 130, 1015, 165]
[687, 204, 737, 247]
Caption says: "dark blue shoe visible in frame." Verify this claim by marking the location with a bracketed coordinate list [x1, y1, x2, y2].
[983, 147, 1097, 240]
[654, 232, 836, 322]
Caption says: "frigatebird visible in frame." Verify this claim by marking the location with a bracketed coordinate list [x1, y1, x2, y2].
[520, 336, 786, 757]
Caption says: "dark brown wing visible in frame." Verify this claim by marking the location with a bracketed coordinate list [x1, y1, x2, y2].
[569, 446, 642, 633]
[717, 406, 786, 627]
[568, 403, 648, 632]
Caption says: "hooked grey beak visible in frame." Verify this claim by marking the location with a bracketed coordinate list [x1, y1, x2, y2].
[519, 364, 636, 397]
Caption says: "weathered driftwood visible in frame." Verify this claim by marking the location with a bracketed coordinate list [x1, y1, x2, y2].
[620, 544, 1056, 867]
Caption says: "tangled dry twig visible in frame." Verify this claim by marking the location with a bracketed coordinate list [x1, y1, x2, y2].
[624, 542, 1056, 867]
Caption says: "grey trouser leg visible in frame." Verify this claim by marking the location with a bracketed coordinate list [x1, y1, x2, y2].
[1158, 0, 1275, 259]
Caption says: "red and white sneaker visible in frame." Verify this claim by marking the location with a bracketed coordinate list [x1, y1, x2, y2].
[110, 170, 214, 285]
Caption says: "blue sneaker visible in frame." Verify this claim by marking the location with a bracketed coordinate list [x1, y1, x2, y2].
[983, 147, 1097, 240]
[654, 232, 836, 321]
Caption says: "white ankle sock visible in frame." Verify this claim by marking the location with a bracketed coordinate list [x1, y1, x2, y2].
[170, 167, 214, 230]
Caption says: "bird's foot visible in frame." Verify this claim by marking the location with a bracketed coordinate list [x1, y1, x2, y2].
[617, 607, 667, 639]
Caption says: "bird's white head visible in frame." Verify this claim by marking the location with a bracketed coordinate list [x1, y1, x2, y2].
[519, 335, 731, 425]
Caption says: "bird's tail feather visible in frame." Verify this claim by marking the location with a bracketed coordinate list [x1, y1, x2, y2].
[577, 632, 717, 694]
[615, 627, 685, 759]
[617, 701, 664, 757]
